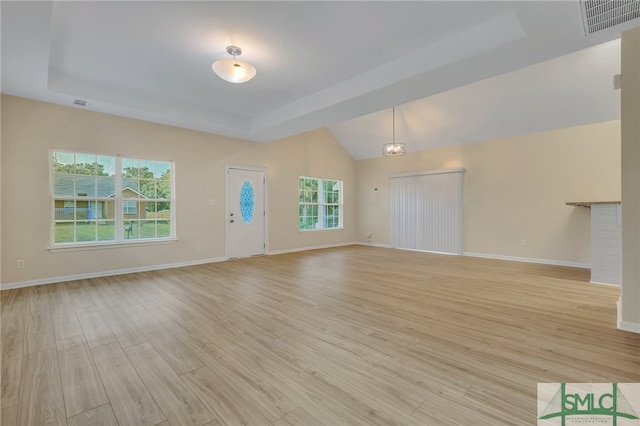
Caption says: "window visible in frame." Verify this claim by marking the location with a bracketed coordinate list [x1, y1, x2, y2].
[299, 176, 343, 230]
[123, 201, 137, 215]
[52, 150, 174, 246]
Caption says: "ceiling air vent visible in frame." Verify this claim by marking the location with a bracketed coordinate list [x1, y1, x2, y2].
[73, 99, 87, 107]
[580, 0, 640, 35]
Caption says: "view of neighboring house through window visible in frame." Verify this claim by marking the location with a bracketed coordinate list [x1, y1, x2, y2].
[121, 157, 172, 240]
[123, 201, 137, 215]
[52, 150, 173, 245]
[299, 176, 343, 230]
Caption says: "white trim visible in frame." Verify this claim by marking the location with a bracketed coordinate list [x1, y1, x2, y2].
[589, 280, 620, 287]
[463, 252, 590, 269]
[617, 299, 640, 334]
[354, 241, 392, 248]
[48, 238, 177, 252]
[4, 242, 357, 289]
[49, 149, 55, 245]
[618, 320, 640, 334]
[354, 245, 594, 266]
[268, 241, 355, 256]
[396, 247, 461, 256]
[115, 156, 124, 240]
[0, 257, 227, 290]
[390, 167, 465, 179]
[299, 227, 345, 233]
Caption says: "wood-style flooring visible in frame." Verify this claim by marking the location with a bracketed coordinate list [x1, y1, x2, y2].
[2, 246, 639, 425]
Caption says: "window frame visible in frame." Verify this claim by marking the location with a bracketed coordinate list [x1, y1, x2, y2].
[298, 176, 343, 231]
[49, 149, 176, 249]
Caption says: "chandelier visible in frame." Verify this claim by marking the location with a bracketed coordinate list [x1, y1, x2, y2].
[382, 106, 406, 156]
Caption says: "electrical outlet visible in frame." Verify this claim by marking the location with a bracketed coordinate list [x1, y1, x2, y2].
[16, 259, 25, 269]
[195, 245, 201, 252]
[521, 239, 527, 247]
[367, 232, 372, 239]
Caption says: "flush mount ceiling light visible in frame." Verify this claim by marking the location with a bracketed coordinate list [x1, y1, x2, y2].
[211, 45, 257, 84]
[382, 106, 406, 157]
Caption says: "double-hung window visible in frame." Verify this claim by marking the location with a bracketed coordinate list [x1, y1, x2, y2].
[299, 176, 343, 230]
[51, 150, 174, 246]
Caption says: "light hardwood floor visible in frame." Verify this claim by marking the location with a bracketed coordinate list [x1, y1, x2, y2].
[2, 246, 639, 425]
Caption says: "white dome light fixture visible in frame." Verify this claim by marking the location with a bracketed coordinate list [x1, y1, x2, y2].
[211, 46, 257, 84]
[382, 106, 406, 157]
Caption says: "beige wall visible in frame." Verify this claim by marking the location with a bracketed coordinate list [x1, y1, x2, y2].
[1, 95, 356, 285]
[356, 121, 621, 264]
[0, 96, 2, 287]
[222, 128, 357, 252]
[621, 27, 640, 330]
[0, 94, 623, 286]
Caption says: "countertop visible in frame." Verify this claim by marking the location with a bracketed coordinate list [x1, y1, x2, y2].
[566, 201, 621, 208]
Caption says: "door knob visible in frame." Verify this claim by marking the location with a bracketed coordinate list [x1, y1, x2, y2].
[230, 213, 234, 216]
[230, 220, 234, 223]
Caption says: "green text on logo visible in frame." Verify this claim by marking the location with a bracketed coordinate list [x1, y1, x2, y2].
[539, 383, 639, 426]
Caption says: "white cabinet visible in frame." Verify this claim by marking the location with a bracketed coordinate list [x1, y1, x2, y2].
[590, 204, 621, 285]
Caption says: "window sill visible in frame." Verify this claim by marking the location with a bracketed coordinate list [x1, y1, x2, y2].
[48, 238, 177, 252]
[299, 227, 344, 233]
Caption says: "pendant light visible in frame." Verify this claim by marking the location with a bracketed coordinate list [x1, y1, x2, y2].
[211, 46, 257, 84]
[382, 106, 406, 156]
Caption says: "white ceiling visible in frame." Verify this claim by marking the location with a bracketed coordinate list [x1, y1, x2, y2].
[2, 1, 639, 160]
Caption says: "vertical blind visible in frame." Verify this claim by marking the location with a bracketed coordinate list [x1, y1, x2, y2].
[391, 169, 464, 254]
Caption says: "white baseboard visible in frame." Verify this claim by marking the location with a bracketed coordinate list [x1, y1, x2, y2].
[0, 247, 593, 290]
[268, 241, 357, 256]
[617, 299, 622, 328]
[354, 241, 392, 248]
[2, 242, 367, 289]
[463, 252, 590, 269]
[395, 247, 461, 256]
[618, 320, 640, 334]
[354, 245, 588, 266]
[617, 299, 640, 334]
[589, 280, 620, 287]
[0, 257, 227, 290]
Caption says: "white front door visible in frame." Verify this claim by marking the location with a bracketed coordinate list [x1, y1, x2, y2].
[227, 167, 266, 259]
